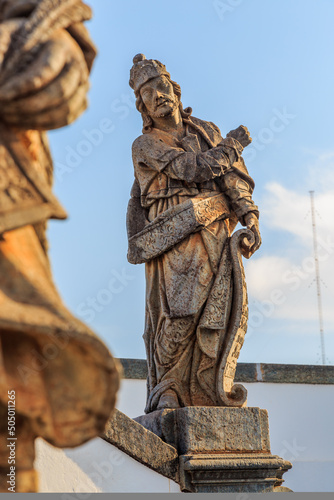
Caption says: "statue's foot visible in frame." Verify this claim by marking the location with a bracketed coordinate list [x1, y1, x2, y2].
[156, 389, 180, 410]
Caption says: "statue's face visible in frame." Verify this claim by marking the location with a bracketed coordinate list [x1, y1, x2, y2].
[140, 76, 178, 119]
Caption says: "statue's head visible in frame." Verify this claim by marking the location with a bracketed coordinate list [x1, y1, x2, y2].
[129, 54, 191, 133]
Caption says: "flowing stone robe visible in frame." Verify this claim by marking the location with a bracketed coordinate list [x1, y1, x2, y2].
[130, 116, 258, 413]
[0, 2, 119, 491]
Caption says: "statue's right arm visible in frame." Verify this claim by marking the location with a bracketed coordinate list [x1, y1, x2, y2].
[132, 135, 239, 184]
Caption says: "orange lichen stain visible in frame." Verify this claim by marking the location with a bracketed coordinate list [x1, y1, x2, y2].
[19, 130, 40, 162]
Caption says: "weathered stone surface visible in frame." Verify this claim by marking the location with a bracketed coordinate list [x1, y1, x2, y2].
[103, 409, 179, 482]
[119, 358, 148, 379]
[134, 407, 270, 454]
[134, 409, 173, 443]
[116, 407, 292, 493]
[175, 407, 271, 455]
[179, 453, 292, 493]
[119, 358, 334, 385]
[128, 193, 231, 264]
[235, 362, 258, 382]
[119, 358, 258, 383]
[175, 408, 291, 493]
[260, 363, 334, 384]
[127, 54, 261, 412]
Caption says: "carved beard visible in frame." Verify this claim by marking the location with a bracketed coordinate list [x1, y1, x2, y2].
[152, 96, 178, 119]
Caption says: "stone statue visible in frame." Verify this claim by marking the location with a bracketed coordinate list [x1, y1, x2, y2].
[0, 0, 120, 492]
[127, 54, 261, 414]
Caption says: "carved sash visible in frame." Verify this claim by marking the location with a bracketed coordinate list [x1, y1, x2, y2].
[127, 193, 231, 264]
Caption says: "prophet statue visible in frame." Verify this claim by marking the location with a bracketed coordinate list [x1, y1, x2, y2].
[127, 54, 261, 414]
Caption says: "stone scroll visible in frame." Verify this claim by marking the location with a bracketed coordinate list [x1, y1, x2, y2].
[216, 228, 255, 407]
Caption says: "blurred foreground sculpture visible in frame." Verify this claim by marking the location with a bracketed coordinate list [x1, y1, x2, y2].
[127, 54, 261, 413]
[0, 0, 120, 492]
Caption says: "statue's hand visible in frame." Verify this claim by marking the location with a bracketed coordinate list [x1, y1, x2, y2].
[242, 213, 261, 258]
[226, 125, 252, 148]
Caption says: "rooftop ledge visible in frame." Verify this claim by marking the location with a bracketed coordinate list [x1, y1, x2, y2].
[117, 359, 334, 385]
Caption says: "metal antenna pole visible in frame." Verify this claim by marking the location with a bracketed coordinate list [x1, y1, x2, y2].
[309, 191, 326, 365]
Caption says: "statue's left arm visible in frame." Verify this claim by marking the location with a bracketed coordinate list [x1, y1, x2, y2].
[217, 133, 261, 256]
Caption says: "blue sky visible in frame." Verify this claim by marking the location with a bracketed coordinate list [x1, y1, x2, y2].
[47, 0, 334, 365]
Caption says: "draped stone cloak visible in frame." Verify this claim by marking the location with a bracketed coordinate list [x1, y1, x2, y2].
[129, 116, 258, 413]
[0, 1, 119, 451]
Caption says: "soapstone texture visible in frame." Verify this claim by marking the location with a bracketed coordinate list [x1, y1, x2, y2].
[119, 358, 334, 384]
[110, 406, 292, 493]
[127, 54, 262, 414]
[135, 407, 270, 454]
[179, 452, 292, 493]
[260, 363, 334, 384]
[104, 409, 179, 482]
[175, 407, 271, 454]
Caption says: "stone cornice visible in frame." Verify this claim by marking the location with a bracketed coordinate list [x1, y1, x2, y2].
[118, 359, 334, 385]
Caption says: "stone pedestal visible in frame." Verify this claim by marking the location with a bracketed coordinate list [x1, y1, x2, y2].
[135, 407, 292, 493]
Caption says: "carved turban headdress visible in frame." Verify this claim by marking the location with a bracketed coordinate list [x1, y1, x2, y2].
[129, 53, 171, 95]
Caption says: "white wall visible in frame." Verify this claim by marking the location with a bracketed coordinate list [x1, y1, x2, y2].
[35, 380, 334, 493]
[35, 437, 180, 493]
[247, 382, 334, 493]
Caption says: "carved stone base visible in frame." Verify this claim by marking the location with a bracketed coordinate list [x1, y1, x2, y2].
[180, 453, 291, 493]
[135, 407, 292, 493]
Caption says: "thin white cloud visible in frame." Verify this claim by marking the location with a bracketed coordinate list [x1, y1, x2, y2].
[245, 159, 334, 332]
[246, 255, 292, 300]
[261, 182, 333, 245]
